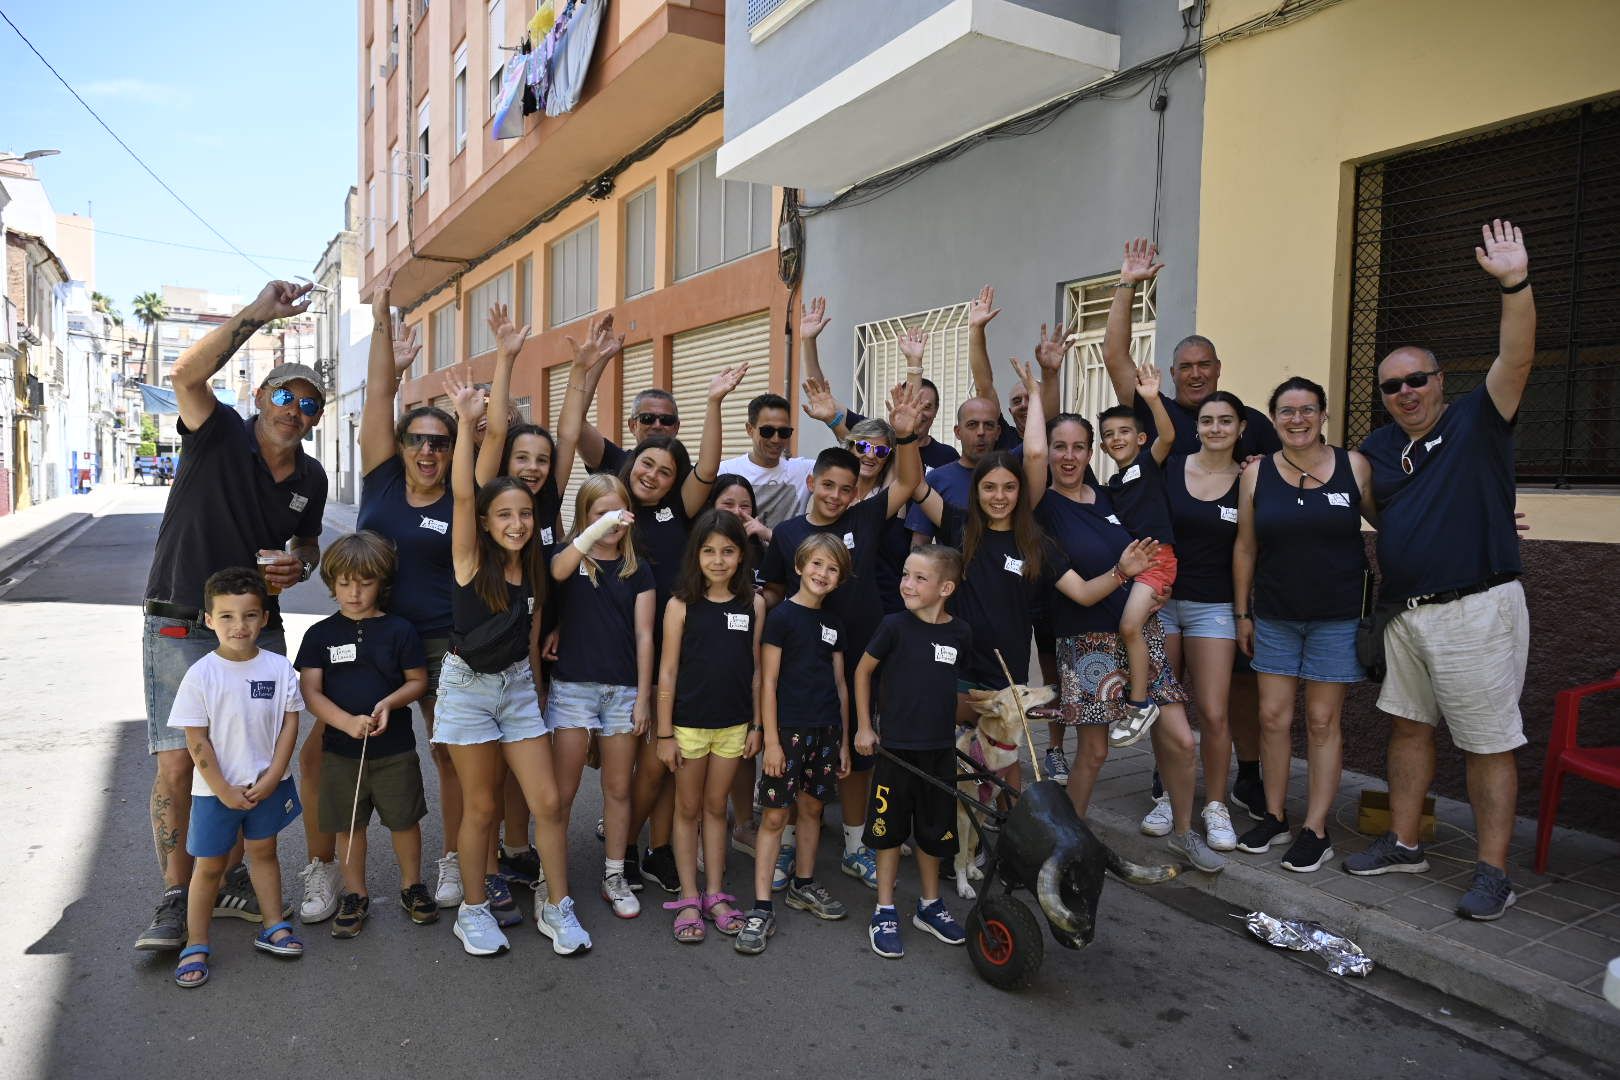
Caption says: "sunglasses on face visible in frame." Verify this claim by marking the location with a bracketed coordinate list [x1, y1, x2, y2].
[850, 440, 892, 458]
[403, 432, 452, 452]
[757, 425, 794, 440]
[635, 412, 679, 428]
[1379, 370, 1441, 396]
[269, 387, 321, 416]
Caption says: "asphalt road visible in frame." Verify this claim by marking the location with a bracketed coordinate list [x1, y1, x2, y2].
[0, 487, 1600, 1080]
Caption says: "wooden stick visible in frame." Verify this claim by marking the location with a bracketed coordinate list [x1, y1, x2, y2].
[993, 648, 1043, 784]
[344, 726, 370, 865]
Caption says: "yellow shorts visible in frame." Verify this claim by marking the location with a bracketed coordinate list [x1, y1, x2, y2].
[675, 723, 750, 760]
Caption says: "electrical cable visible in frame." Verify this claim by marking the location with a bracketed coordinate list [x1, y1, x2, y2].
[53, 217, 308, 263]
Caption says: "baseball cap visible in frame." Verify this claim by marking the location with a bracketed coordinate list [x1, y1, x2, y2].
[262, 363, 325, 405]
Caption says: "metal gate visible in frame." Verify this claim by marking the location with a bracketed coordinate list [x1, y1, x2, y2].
[1063, 275, 1156, 483]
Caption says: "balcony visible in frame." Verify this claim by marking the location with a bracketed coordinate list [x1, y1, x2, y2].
[717, 0, 1118, 191]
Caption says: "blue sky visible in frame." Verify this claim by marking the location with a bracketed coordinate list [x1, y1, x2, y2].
[0, 1, 356, 313]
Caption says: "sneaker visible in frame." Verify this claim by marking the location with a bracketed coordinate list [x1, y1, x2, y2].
[841, 846, 879, 889]
[731, 820, 759, 857]
[498, 845, 542, 887]
[1108, 700, 1160, 748]
[134, 886, 187, 951]
[399, 883, 440, 925]
[623, 845, 645, 892]
[601, 872, 641, 918]
[1229, 773, 1266, 821]
[485, 874, 523, 928]
[214, 863, 264, 922]
[640, 845, 678, 894]
[1170, 829, 1228, 873]
[734, 907, 776, 955]
[1455, 862, 1516, 921]
[785, 880, 847, 920]
[1042, 747, 1070, 784]
[1140, 794, 1174, 837]
[1202, 801, 1239, 852]
[298, 858, 342, 924]
[435, 852, 464, 907]
[538, 896, 593, 955]
[1280, 827, 1334, 873]
[330, 893, 370, 939]
[912, 899, 966, 946]
[869, 908, 904, 958]
[595, 817, 605, 841]
[771, 844, 797, 892]
[453, 901, 510, 956]
[1237, 813, 1291, 853]
[1342, 831, 1430, 877]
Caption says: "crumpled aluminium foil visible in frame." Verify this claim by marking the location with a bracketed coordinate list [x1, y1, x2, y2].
[1241, 911, 1375, 977]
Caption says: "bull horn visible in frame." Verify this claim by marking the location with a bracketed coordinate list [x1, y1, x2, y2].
[1105, 847, 1180, 885]
[1036, 854, 1083, 935]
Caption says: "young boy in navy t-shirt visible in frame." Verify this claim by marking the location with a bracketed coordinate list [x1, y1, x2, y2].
[854, 544, 973, 959]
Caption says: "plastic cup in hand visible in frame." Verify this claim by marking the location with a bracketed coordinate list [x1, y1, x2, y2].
[1605, 956, 1620, 1009]
[256, 553, 284, 596]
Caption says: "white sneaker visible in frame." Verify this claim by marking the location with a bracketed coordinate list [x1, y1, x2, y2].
[298, 858, 342, 924]
[601, 872, 641, 919]
[1139, 794, 1174, 837]
[539, 896, 593, 955]
[1202, 801, 1238, 851]
[452, 901, 510, 956]
[435, 852, 464, 907]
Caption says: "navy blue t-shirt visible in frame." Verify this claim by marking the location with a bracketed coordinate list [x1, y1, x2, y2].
[905, 460, 973, 537]
[993, 413, 1020, 452]
[864, 612, 973, 751]
[1105, 452, 1176, 545]
[295, 612, 425, 759]
[1361, 386, 1521, 604]
[1164, 456, 1239, 604]
[1133, 390, 1281, 461]
[762, 494, 890, 667]
[1035, 489, 1132, 636]
[1251, 449, 1368, 621]
[551, 555, 657, 686]
[940, 505, 1071, 687]
[762, 600, 845, 730]
[873, 499, 913, 615]
[357, 455, 455, 637]
[673, 595, 757, 730]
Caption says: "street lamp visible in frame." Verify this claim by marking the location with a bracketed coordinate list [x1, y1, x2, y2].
[0, 149, 61, 163]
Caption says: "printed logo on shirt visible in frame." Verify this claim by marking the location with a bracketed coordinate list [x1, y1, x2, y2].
[1106, 514, 1122, 526]
[1424, 434, 1444, 452]
[527, 596, 536, 614]
[284, 796, 295, 813]
[418, 516, 449, 534]
[726, 613, 751, 632]
[1003, 555, 1024, 575]
[540, 527, 554, 546]
[933, 644, 958, 665]
[327, 643, 357, 664]
[1325, 492, 1352, 509]
[654, 507, 674, 524]
[289, 493, 309, 512]
[820, 624, 838, 646]
[1218, 506, 1238, 524]
[249, 680, 276, 700]
[842, 532, 855, 550]
[1120, 464, 1141, 484]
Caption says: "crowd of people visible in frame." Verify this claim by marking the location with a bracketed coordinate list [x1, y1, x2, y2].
[133, 220, 1537, 988]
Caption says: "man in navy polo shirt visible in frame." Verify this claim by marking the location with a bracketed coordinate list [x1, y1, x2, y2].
[1343, 220, 1535, 923]
[134, 280, 329, 953]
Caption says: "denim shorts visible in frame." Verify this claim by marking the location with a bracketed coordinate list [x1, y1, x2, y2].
[144, 614, 287, 754]
[188, 776, 301, 858]
[1251, 615, 1363, 684]
[1157, 599, 1236, 641]
[547, 680, 638, 737]
[432, 653, 548, 745]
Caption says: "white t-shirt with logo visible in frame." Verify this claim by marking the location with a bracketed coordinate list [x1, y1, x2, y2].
[717, 453, 814, 529]
[168, 650, 305, 798]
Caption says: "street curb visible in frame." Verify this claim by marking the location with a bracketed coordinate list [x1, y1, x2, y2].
[0, 509, 94, 581]
[1086, 802, 1620, 1061]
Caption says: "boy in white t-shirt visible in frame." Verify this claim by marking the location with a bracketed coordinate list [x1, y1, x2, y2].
[168, 567, 306, 988]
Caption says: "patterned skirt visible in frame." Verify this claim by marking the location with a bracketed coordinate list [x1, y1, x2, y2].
[1056, 615, 1188, 727]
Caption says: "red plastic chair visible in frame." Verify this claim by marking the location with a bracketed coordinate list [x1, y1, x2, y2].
[1534, 668, 1620, 874]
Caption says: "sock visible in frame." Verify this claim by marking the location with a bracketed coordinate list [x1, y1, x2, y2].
[792, 876, 813, 890]
[1236, 759, 1261, 783]
[876, 903, 896, 915]
[1151, 770, 1164, 800]
[501, 843, 523, 859]
[604, 858, 624, 878]
[460, 900, 488, 914]
[755, 899, 774, 913]
[919, 896, 938, 909]
[1395, 838, 1420, 852]
[843, 824, 864, 856]
[782, 824, 796, 848]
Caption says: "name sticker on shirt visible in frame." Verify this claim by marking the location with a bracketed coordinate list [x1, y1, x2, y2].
[527, 596, 536, 614]
[1219, 506, 1238, 524]
[578, 564, 592, 577]
[419, 515, 449, 534]
[327, 644, 357, 664]
[1120, 464, 1141, 484]
[1003, 555, 1024, 575]
[1424, 434, 1444, 452]
[289, 493, 309, 512]
[540, 527, 555, 546]
[933, 644, 958, 665]
[1106, 514, 1122, 526]
[842, 532, 856, 550]
[654, 507, 674, 523]
[1325, 492, 1351, 509]
[820, 625, 838, 646]
[249, 680, 276, 700]
[726, 613, 751, 632]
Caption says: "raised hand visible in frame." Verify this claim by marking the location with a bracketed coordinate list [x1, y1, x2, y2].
[800, 296, 829, 340]
[1033, 322, 1066, 375]
[740, 510, 772, 544]
[488, 301, 531, 358]
[1009, 357, 1039, 397]
[1135, 356, 1161, 397]
[567, 312, 623, 377]
[887, 380, 923, 438]
[708, 362, 749, 402]
[246, 279, 315, 322]
[1474, 218, 1528, 285]
[800, 376, 839, 423]
[445, 372, 486, 424]
[392, 321, 422, 379]
[897, 327, 928, 367]
[1119, 237, 1164, 286]
[371, 271, 395, 325]
[968, 284, 1001, 329]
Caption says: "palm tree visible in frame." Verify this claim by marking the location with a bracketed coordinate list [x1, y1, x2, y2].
[131, 291, 166, 382]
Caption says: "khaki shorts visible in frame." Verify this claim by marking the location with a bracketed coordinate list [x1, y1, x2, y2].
[675, 722, 750, 760]
[1377, 580, 1528, 755]
[318, 749, 429, 833]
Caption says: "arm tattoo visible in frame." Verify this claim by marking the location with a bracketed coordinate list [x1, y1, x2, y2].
[221, 318, 266, 362]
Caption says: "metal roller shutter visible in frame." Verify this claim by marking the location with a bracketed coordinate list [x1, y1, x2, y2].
[550, 364, 599, 535]
[619, 341, 656, 443]
[671, 312, 772, 464]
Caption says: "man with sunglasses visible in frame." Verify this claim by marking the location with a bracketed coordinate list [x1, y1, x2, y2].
[718, 393, 815, 528]
[1344, 220, 1535, 923]
[135, 280, 328, 953]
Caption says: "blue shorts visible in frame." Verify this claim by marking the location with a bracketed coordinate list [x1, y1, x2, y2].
[144, 614, 286, 754]
[187, 776, 301, 858]
[1157, 599, 1236, 641]
[1251, 616, 1363, 684]
[546, 680, 637, 737]
[433, 654, 549, 745]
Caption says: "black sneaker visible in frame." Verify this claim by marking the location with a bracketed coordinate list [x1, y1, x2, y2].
[1456, 862, 1516, 921]
[623, 845, 645, 893]
[214, 863, 263, 922]
[400, 883, 440, 925]
[1229, 773, 1266, 822]
[1236, 813, 1290, 853]
[485, 874, 524, 928]
[499, 845, 542, 887]
[331, 893, 370, 938]
[1342, 831, 1430, 877]
[134, 886, 187, 951]
[1279, 827, 1334, 873]
[640, 845, 680, 894]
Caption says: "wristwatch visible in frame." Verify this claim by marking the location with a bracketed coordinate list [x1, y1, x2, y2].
[1234, 612, 1252, 620]
[895, 433, 920, 445]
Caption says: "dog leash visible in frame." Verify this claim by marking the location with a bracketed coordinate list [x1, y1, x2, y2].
[993, 648, 1042, 784]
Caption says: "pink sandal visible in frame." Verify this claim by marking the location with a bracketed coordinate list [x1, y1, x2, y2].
[663, 898, 704, 944]
[702, 892, 746, 936]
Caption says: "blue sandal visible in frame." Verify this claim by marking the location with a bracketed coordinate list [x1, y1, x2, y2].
[174, 944, 210, 988]
[253, 920, 304, 958]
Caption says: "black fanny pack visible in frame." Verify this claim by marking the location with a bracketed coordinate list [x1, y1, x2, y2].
[451, 602, 527, 674]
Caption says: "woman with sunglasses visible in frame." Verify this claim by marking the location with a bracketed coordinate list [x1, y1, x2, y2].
[1231, 376, 1374, 873]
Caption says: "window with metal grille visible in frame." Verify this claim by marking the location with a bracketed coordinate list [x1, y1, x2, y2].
[854, 302, 971, 448]
[1346, 95, 1620, 485]
[467, 269, 514, 357]
[551, 220, 599, 326]
[1061, 275, 1156, 482]
[745, 0, 789, 28]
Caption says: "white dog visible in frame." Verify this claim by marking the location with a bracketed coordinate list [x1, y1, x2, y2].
[954, 683, 1059, 900]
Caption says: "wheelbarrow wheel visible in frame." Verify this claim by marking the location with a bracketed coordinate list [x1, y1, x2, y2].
[967, 894, 1044, 990]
